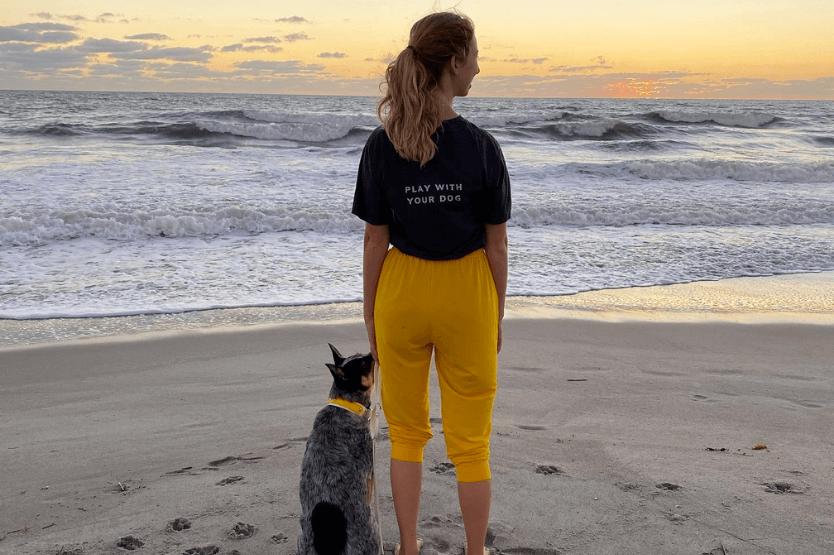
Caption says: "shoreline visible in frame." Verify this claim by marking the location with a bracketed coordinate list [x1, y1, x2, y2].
[2, 271, 832, 350]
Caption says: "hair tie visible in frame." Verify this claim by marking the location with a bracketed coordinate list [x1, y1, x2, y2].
[406, 45, 419, 57]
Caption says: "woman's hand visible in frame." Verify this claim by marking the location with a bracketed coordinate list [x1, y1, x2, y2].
[366, 317, 379, 363]
[485, 223, 508, 354]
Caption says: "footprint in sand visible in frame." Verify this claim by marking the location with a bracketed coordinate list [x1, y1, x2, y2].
[183, 547, 219, 555]
[534, 465, 563, 476]
[216, 476, 245, 486]
[667, 513, 688, 525]
[166, 466, 200, 476]
[496, 548, 562, 555]
[762, 481, 806, 494]
[208, 454, 265, 467]
[656, 482, 682, 491]
[167, 517, 192, 532]
[429, 462, 456, 476]
[515, 425, 547, 431]
[116, 536, 144, 551]
[422, 515, 457, 529]
[229, 522, 257, 539]
[794, 400, 823, 408]
[616, 482, 640, 492]
[429, 537, 452, 553]
[271, 533, 289, 544]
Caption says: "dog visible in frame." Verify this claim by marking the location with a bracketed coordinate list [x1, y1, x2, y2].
[299, 344, 382, 555]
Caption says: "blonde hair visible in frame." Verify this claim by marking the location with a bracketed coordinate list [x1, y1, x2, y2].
[378, 12, 474, 167]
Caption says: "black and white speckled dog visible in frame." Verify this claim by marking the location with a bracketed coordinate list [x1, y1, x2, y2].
[299, 344, 382, 555]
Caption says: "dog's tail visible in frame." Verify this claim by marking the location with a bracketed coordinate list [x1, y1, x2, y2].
[311, 501, 347, 555]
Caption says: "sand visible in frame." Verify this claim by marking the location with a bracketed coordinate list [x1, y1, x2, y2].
[1, 274, 833, 555]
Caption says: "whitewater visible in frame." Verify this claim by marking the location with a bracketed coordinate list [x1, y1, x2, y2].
[1, 91, 832, 319]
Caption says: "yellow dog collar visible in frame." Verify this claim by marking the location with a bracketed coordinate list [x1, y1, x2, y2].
[328, 397, 369, 418]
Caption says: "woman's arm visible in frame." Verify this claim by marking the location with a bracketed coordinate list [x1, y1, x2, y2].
[363, 223, 390, 362]
[484, 222, 508, 353]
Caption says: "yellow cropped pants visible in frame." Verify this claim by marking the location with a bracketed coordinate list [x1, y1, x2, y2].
[375, 247, 498, 483]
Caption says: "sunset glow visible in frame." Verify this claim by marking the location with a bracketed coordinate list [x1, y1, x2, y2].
[2, 0, 832, 98]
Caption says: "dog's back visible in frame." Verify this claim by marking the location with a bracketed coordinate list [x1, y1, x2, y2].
[298, 345, 380, 555]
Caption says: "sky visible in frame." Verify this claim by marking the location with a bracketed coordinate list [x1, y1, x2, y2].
[1, 1, 833, 99]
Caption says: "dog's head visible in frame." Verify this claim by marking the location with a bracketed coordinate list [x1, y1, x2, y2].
[326, 343, 375, 395]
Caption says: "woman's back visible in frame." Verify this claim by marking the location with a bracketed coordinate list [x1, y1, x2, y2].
[354, 116, 510, 260]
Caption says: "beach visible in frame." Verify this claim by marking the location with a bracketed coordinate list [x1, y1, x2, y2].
[2, 274, 832, 555]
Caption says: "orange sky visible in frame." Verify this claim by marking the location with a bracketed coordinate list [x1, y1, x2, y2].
[2, 1, 832, 98]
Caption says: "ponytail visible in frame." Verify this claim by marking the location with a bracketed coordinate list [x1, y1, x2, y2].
[378, 12, 474, 167]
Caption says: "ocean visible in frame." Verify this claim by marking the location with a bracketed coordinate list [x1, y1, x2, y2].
[1, 91, 833, 320]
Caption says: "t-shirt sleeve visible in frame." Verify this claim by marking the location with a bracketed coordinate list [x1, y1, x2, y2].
[480, 132, 512, 224]
[352, 129, 391, 226]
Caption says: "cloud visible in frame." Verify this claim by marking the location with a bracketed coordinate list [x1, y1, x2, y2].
[318, 52, 346, 58]
[148, 62, 232, 80]
[245, 45, 283, 53]
[501, 57, 548, 64]
[0, 42, 89, 71]
[222, 43, 283, 53]
[25, 12, 127, 24]
[244, 36, 282, 43]
[550, 55, 612, 74]
[60, 15, 91, 22]
[0, 23, 79, 44]
[283, 33, 311, 42]
[78, 38, 147, 53]
[111, 46, 213, 62]
[235, 60, 325, 74]
[87, 59, 147, 77]
[276, 16, 308, 24]
[125, 33, 171, 41]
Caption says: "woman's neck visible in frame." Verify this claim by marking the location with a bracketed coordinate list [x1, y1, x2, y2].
[434, 89, 457, 121]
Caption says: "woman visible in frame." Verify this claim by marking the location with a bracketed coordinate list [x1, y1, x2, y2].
[352, 11, 510, 555]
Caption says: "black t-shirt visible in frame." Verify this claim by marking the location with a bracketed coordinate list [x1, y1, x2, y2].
[352, 116, 511, 261]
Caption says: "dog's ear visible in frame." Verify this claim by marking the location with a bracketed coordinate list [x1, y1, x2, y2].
[328, 343, 345, 365]
[326, 363, 346, 381]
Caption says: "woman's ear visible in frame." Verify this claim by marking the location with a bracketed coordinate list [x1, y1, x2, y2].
[450, 55, 460, 75]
